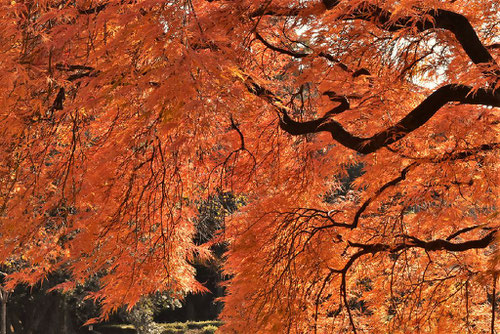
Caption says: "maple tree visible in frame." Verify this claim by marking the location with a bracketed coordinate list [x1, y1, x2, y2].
[0, 0, 499, 332]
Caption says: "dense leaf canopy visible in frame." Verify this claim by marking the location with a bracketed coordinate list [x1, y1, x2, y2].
[0, 0, 499, 332]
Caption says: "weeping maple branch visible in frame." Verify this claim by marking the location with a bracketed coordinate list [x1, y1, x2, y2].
[388, 142, 500, 161]
[254, 31, 359, 75]
[245, 74, 500, 153]
[249, 6, 301, 18]
[447, 225, 494, 241]
[327, 229, 497, 332]
[230, 115, 245, 150]
[280, 84, 500, 154]
[254, 31, 308, 59]
[394, 231, 497, 252]
[313, 143, 498, 231]
[351, 143, 497, 225]
[351, 162, 416, 227]
[78, 4, 107, 14]
[246, 2, 500, 153]
[252, 1, 499, 76]
[49, 64, 96, 111]
[320, 1, 499, 74]
[341, 272, 358, 334]
[332, 230, 497, 274]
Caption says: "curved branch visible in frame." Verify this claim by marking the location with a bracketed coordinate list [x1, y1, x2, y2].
[230, 115, 245, 150]
[398, 230, 497, 252]
[243, 70, 499, 155]
[322, 1, 498, 73]
[446, 225, 493, 241]
[78, 3, 107, 14]
[255, 31, 308, 59]
[351, 162, 416, 227]
[334, 230, 497, 273]
[254, 31, 358, 74]
[322, 93, 351, 114]
[349, 230, 496, 254]
[279, 84, 500, 154]
[321, 143, 497, 231]
[251, 2, 498, 73]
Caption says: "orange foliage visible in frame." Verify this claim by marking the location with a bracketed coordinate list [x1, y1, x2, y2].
[0, 0, 499, 332]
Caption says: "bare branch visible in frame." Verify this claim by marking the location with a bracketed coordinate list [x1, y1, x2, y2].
[78, 3, 107, 14]
[254, 31, 367, 76]
[252, 1, 499, 75]
[246, 77, 500, 154]
[322, 1, 499, 74]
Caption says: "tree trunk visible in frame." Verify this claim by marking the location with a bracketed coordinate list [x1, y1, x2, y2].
[215, 285, 224, 316]
[0, 289, 7, 334]
[62, 295, 68, 334]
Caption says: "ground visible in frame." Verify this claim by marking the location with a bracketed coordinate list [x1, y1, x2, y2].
[96, 321, 221, 334]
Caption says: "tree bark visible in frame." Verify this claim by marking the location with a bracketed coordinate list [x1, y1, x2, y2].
[0, 289, 7, 334]
[493, 274, 497, 334]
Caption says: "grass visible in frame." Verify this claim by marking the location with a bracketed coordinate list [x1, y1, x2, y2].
[159, 320, 222, 334]
[97, 320, 222, 334]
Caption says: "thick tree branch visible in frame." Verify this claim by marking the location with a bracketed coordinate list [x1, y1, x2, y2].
[333, 230, 497, 274]
[398, 231, 497, 252]
[51, 87, 65, 111]
[230, 115, 245, 150]
[278, 84, 500, 154]
[252, 2, 498, 75]
[348, 230, 496, 255]
[322, 93, 350, 115]
[247, 79, 499, 154]
[322, 1, 499, 73]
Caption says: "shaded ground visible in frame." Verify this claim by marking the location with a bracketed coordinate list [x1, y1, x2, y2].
[96, 321, 221, 334]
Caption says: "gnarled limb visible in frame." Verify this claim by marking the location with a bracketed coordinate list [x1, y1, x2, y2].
[332, 230, 497, 274]
[322, 1, 498, 73]
[245, 75, 500, 154]
[252, 1, 498, 76]
[326, 229, 496, 333]
[396, 231, 497, 252]
[279, 84, 500, 153]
